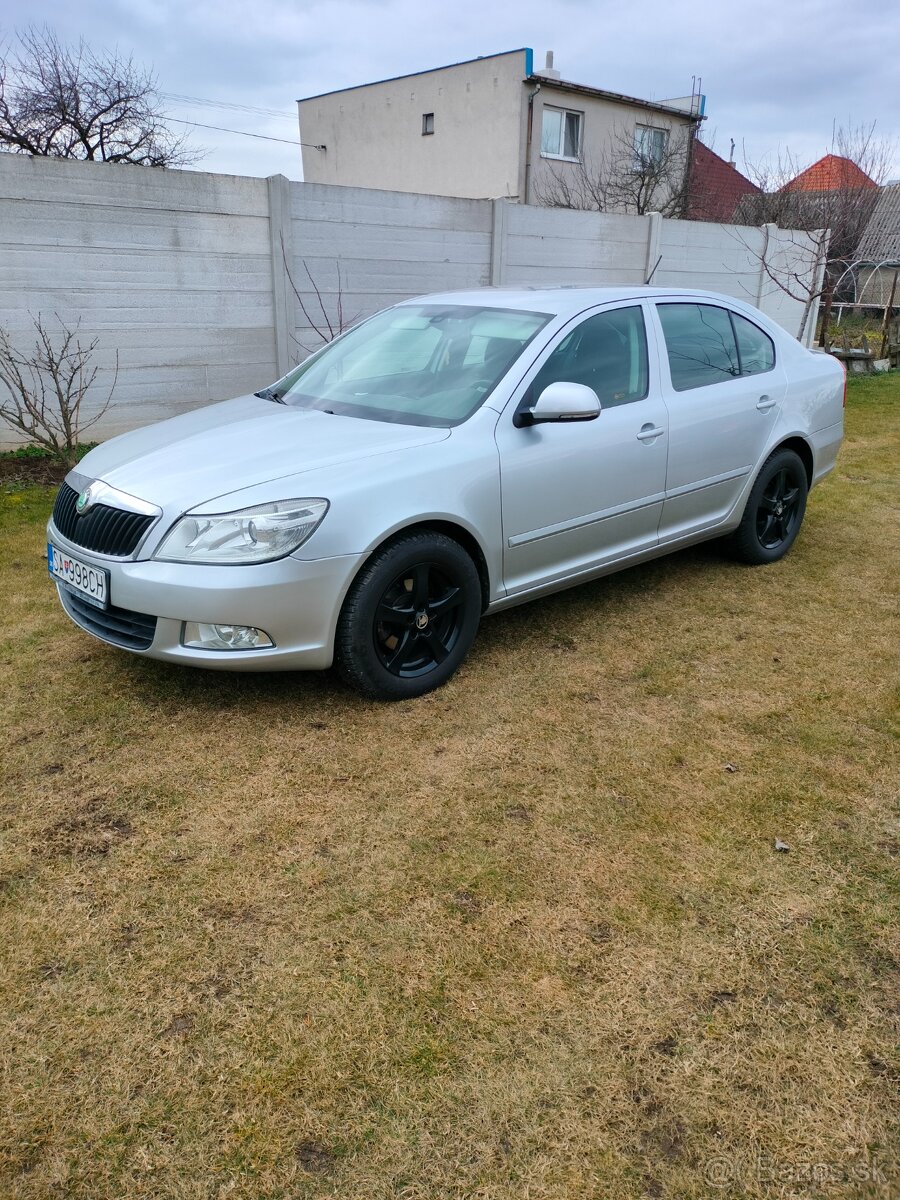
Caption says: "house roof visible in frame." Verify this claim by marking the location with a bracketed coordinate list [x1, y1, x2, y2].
[856, 184, 900, 264]
[297, 48, 531, 103]
[686, 141, 760, 222]
[528, 76, 704, 123]
[297, 48, 703, 122]
[785, 154, 878, 192]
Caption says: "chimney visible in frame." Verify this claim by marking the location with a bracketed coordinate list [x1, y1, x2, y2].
[536, 50, 561, 81]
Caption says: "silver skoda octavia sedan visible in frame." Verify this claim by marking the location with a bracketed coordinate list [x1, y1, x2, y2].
[48, 287, 845, 699]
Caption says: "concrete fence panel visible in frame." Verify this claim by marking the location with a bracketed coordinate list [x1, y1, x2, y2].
[502, 204, 649, 286]
[0, 155, 820, 445]
[286, 182, 493, 358]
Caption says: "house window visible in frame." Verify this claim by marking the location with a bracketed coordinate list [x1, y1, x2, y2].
[540, 106, 582, 160]
[634, 124, 668, 166]
[422, 112, 434, 135]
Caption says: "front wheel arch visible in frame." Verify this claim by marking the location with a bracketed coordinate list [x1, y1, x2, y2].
[334, 528, 483, 699]
[360, 520, 492, 612]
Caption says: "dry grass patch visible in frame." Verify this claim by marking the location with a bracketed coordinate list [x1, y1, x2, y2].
[1, 374, 898, 1198]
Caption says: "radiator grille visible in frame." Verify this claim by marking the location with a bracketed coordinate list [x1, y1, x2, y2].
[52, 482, 156, 557]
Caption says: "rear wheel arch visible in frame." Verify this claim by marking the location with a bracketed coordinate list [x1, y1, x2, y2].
[729, 445, 809, 564]
[772, 436, 814, 488]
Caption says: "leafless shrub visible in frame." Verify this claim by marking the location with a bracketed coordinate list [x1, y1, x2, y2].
[0, 315, 118, 466]
[536, 124, 694, 218]
[282, 241, 357, 355]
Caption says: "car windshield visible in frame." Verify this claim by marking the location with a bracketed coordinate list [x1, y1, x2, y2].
[271, 304, 552, 427]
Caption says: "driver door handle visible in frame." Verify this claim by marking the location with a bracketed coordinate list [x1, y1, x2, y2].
[636, 424, 665, 442]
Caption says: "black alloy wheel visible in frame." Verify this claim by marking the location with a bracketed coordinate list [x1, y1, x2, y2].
[374, 561, 464, 677]
[730, 448, 809, 564]
[336, 531, 482, 699]
[756, 465, 802, 550]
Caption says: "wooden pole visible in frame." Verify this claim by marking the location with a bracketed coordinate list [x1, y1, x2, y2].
[818, 277, 834, 347]
[879, 270, 898, 360]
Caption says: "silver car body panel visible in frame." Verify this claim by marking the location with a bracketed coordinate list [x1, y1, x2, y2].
[48, 286, 845, 669]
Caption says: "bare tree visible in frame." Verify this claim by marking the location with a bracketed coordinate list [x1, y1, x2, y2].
[536, 123, 694, 217]
[731, 124, 891, 341]
[737, 126, 887, 263]
[0, 316, 118, 465]
[0, 26, 199, 166]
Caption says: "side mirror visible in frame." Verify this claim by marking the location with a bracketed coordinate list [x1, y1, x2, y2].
[516, 381, 601, 427]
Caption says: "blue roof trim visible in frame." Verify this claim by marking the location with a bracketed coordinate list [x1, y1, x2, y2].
[525, 48, 533, 77]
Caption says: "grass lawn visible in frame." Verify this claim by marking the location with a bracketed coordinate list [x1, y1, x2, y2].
[1, 374, 898, 1199]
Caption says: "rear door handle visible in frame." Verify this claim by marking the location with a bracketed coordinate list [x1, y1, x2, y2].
[756, 395, 777, 411]
[636, 424, 665, 442]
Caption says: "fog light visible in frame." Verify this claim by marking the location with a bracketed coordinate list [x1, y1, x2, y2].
[182, 622, 274, 651]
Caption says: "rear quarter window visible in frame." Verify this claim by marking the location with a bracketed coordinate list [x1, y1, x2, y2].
[732, 312, 776, 376]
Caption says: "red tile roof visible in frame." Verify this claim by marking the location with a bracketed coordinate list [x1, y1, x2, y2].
[686, 141, 760, 222]
[784, 154, 878, 192]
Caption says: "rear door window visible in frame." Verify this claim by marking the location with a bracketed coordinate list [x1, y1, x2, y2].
[656, 304, 741, 391]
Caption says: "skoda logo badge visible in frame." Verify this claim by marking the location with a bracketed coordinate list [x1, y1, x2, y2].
[76, 484, 96, 515]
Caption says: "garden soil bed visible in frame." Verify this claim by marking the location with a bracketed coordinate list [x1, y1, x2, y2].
[0, 457, 68, 486]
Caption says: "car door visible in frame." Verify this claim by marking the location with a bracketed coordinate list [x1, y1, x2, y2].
[651, 301, 788, 540]
[494, 302, 669, 595]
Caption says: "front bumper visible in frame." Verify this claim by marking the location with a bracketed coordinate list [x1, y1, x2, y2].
[48, 522, 366, 671]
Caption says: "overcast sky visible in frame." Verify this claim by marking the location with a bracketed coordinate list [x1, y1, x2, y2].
[4, 0, 898, 182]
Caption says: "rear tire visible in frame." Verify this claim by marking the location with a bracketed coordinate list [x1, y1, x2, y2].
[336, 531, 481, 700]
[729, 448, 808, 565]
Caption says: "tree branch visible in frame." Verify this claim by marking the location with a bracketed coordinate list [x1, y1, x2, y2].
[0, 25, 202, 167]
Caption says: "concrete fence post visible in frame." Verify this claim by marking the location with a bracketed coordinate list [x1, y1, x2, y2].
[644, 211, 662, 284]
[267, 174, 294, 376]
[490, 199, 509, 286]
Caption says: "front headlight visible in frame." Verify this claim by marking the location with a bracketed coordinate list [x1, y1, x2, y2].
[154, 498, 329, 564]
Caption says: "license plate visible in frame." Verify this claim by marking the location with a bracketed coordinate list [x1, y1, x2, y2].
[48, 543, 109, 610]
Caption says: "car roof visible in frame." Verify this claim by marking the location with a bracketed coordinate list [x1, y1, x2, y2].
[397, 286, 770, 322]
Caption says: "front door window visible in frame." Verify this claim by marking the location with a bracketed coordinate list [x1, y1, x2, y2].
[528, 305, 649, 409]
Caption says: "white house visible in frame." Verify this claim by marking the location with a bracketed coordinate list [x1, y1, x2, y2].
[298, 48, 705, 207]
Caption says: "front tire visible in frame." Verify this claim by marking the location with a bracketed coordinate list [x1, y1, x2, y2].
[336, 531, 482, 700]
[729, 448, 808, 564]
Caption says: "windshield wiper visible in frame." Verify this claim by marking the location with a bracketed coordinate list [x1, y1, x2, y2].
[254, 386, 284, 403]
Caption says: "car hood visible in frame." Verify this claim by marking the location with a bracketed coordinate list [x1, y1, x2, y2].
[75, 394, 451, 511]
